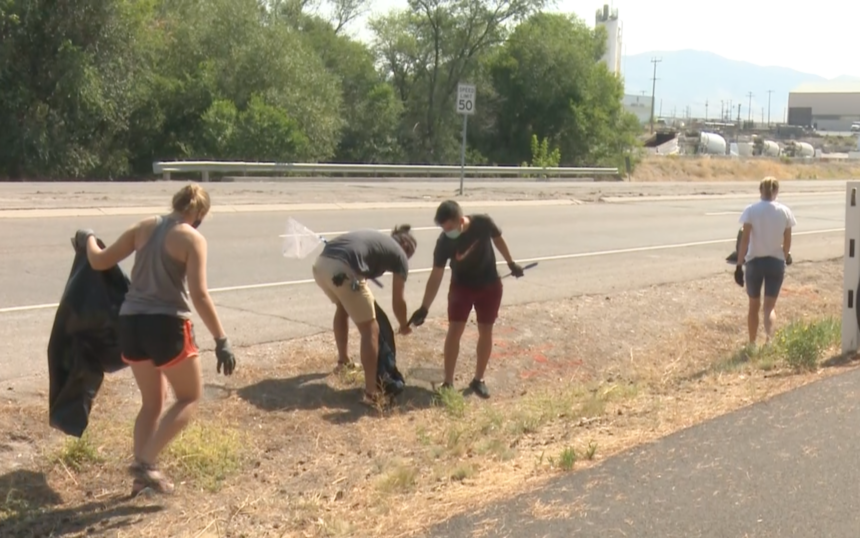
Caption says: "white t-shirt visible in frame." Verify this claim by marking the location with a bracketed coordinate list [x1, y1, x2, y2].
[739, 199, 797, 262]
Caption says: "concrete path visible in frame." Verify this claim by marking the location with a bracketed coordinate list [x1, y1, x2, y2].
[0, 179, 849, 210]
[424, 366, 860, 538]
[0, 188, 846, 400]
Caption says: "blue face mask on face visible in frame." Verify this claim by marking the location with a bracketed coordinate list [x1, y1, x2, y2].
[445, 228, 461, 240]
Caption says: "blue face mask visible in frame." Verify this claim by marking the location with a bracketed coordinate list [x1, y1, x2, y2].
[445, 229, 461, 240]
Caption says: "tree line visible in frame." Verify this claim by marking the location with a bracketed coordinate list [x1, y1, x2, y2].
[0, 0, 642, 180]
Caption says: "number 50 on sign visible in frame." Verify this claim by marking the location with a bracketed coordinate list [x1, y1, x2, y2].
[456, 83, 476, 115]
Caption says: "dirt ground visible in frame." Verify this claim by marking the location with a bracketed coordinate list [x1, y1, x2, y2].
[633, 155, 860, 181]
[0, 257, 853, 538]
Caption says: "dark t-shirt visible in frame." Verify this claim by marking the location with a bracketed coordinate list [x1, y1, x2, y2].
[321, 230, 409, 280]
[432, 214, 502, 287]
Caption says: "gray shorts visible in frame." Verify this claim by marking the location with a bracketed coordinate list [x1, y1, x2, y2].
[745, 256, 786, 298]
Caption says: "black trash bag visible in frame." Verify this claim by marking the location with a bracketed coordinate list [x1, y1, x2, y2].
[726, 227, 742, 263]
[374, 301, 405, 397]
[47, 237, 130, 437]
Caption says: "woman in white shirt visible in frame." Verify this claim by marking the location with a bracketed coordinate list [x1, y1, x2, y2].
[735, 177, 797, 345]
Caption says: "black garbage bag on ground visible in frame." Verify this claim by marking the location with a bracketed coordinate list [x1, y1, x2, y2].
[374, 301, 405, 397]
[47, 237, 130, 437]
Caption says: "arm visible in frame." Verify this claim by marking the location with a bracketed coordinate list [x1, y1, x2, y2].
[783, 208, 796, 259]
[391, 273, 409, 328]
[421, 267, 445, 310]
[422, 237, 449, 310]
[736, 223, 752, 267]
[492, 235, 515, 265]
[185, 232, 227, 341]
[86, 225, 137, 271]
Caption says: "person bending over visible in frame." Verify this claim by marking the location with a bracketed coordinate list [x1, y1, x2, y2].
[75, 183, 236, 496]
[735, 177, 796, 345]
[312, 225, 416, 403]
[409, 200, 524, 398]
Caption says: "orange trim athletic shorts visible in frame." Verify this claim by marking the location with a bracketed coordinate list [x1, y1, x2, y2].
[119, 314, 199, 369]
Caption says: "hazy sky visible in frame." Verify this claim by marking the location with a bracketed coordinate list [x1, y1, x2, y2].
[337, 0, 857, 79]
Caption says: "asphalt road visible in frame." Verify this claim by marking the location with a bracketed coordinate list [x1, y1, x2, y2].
[0, 191, 846, 400]
[425, 366, 860, 538]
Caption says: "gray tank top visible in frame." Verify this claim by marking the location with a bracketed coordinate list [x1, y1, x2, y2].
[119, 215, 193, 318]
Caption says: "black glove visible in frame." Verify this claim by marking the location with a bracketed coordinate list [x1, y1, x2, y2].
[408, 306, 429, 327]
[73, 229, 95, 252]
[734, 266, 744, 288]
[215, 337, 236, 376]
[508, 261, 525, 278]
[786, 253, 793, 266]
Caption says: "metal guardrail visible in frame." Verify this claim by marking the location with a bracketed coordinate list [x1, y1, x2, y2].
[151, 161, 620, 181]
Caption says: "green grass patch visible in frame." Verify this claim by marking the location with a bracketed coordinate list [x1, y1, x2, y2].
[53, 433, 104, 472]
[165, 421, 244, 492]
[722, 316, 841, 373]
[770, 317, 840, 371]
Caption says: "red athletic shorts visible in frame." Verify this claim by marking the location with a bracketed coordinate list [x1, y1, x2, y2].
[447, 279, 503, 324]
[119, 314, 199, 369]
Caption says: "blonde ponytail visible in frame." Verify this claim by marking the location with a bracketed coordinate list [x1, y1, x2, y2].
[759, 176, 779, 201]
[171, 183, 211, 216]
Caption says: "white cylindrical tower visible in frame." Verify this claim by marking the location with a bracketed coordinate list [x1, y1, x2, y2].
[595, 4, 622, 76]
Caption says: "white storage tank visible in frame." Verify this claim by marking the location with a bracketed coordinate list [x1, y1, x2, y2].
[698, 132, 727, 155]
[761, 140, 781, 157]
[796, 141, 814, 158]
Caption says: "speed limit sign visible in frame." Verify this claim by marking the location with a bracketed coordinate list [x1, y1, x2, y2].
[456, 83, 476, 115]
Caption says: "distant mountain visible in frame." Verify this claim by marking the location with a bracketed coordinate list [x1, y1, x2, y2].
[620, 49, 856, 123]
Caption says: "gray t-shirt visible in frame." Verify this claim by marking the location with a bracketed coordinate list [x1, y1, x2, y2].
[321, 230, 409, 280]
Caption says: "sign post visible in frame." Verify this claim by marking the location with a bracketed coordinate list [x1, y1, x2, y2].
[455, 83, 476, 195]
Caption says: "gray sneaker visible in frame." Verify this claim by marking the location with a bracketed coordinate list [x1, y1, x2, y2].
[469, 379, 490, 399]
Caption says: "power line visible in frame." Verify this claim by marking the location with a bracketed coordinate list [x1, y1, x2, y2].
[649, 57, 662, 133]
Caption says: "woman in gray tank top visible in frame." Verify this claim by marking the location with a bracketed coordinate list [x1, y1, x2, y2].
[74, 183, 237, 496]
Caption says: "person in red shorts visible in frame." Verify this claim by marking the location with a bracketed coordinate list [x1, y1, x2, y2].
[409, 200, 524, 398]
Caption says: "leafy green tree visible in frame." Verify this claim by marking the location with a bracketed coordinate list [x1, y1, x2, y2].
[370, 0, 546, 163]
[0, 0, 142, 178]
[485, 12, 640, 167]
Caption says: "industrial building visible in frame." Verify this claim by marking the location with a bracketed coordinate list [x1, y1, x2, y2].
[788, 82, 860, 131]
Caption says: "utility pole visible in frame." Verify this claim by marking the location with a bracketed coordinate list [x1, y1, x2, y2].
[720, 100, 724, 121]
[746, 92, 753, 123]
[705, 100, 709, 121]
[649, 56, 662, 133]
[767, 90, 773, 126]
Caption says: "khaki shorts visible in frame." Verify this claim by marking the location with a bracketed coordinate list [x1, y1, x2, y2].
[312, 255, 376, 324]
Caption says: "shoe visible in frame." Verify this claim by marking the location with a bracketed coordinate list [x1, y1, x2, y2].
[468, 379, 490, 399]
[438, 382, 454, 392]
[334, 361, 357, 374]
[129, 460, 174, 496]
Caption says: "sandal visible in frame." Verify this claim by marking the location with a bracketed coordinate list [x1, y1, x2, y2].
[334, 361, 358, 374]
[129, 460, 175, 496]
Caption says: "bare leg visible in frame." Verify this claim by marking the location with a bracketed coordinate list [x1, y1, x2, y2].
[444, 322, 467, 385]
[138, 356, 202, 465]
[129, 362, 167, 463]
[763, 296, 779, 342]
[333, 302, 351, 366]
[748, 297, 761, 345]
[356, 319, 380, 395]
[475, 323, 494, 381]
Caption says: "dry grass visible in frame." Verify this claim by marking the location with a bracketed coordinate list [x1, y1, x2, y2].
[0, 258, 855, 538]
[633, 154, 860, 181]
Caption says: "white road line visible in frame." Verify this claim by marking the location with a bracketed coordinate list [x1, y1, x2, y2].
[0, 227, 844, 314]
[278, 226, 439, 238]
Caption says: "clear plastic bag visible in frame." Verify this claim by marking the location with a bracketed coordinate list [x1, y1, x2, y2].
[281, 217, 323, 259]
